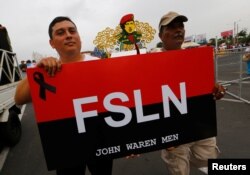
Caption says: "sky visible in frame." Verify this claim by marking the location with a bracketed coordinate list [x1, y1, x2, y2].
[1, 0, 250, 61]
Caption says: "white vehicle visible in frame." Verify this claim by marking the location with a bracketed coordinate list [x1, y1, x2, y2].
[0, 25, 23, 147]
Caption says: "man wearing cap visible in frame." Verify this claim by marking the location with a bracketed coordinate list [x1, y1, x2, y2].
[156, 11, 225, 175]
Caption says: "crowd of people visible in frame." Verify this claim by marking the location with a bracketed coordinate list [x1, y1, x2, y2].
[18, 60, 36, 72]
[12, 11, 227, 175]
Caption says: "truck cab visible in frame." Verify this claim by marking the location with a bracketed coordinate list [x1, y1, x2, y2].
[0, 25, 23, 147]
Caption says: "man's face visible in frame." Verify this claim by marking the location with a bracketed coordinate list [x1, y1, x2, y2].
[124, 21, 136, 34]
[159, 20, 185, 50]
[49, 20, 81, 55]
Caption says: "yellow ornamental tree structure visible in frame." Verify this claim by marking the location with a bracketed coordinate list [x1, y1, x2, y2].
[93, 27, 120, 57]
[93, 14, 156, 58]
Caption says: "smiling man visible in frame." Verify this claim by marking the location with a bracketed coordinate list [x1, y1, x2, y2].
[158, 11, 187, 51]
[15, 16, 113, 175]
[48, 17, 82, 63]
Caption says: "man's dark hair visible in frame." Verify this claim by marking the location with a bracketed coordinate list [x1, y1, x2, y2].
[48, 16, 77, 39]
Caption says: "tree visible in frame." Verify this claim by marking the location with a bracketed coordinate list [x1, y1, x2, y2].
[246, 33, 250, 45]
[237, 29, 247, 38]
[208, 38, 216, 46]
[237, 29, 248, 44]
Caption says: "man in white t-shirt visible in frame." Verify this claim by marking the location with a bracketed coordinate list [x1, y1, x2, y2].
[15, 16, 113, 175]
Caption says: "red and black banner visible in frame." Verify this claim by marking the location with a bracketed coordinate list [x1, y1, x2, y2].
[27, 47, 217, 170]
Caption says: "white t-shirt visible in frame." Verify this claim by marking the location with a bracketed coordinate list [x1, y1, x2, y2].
[245, 47, 250, 52]
[84, 54, 100, 61]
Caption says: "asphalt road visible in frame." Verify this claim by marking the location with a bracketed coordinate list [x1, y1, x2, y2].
[0, 52, 250, 175]
[1, 99, 249, 175]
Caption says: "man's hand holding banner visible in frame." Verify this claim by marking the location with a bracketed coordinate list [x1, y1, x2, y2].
[27, 47, 217, 170]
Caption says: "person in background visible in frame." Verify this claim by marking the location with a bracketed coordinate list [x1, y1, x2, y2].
[242, 46, 250, 75]
[19, 60, 27, 72]
[25, 59, 32, 68]
[155, 11, 226, 175]
[14, 16, 113, 175]
[32, 59, 36, 65]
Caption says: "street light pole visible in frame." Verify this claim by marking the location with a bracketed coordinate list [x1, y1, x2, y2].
[234, 21, 236, 45]
[237, 22, 239, 44]
[215, 36, 218, 51]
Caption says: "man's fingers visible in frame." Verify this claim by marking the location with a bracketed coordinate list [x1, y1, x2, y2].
[213, 84, 226, 100]
[36, 57, 61, 76]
